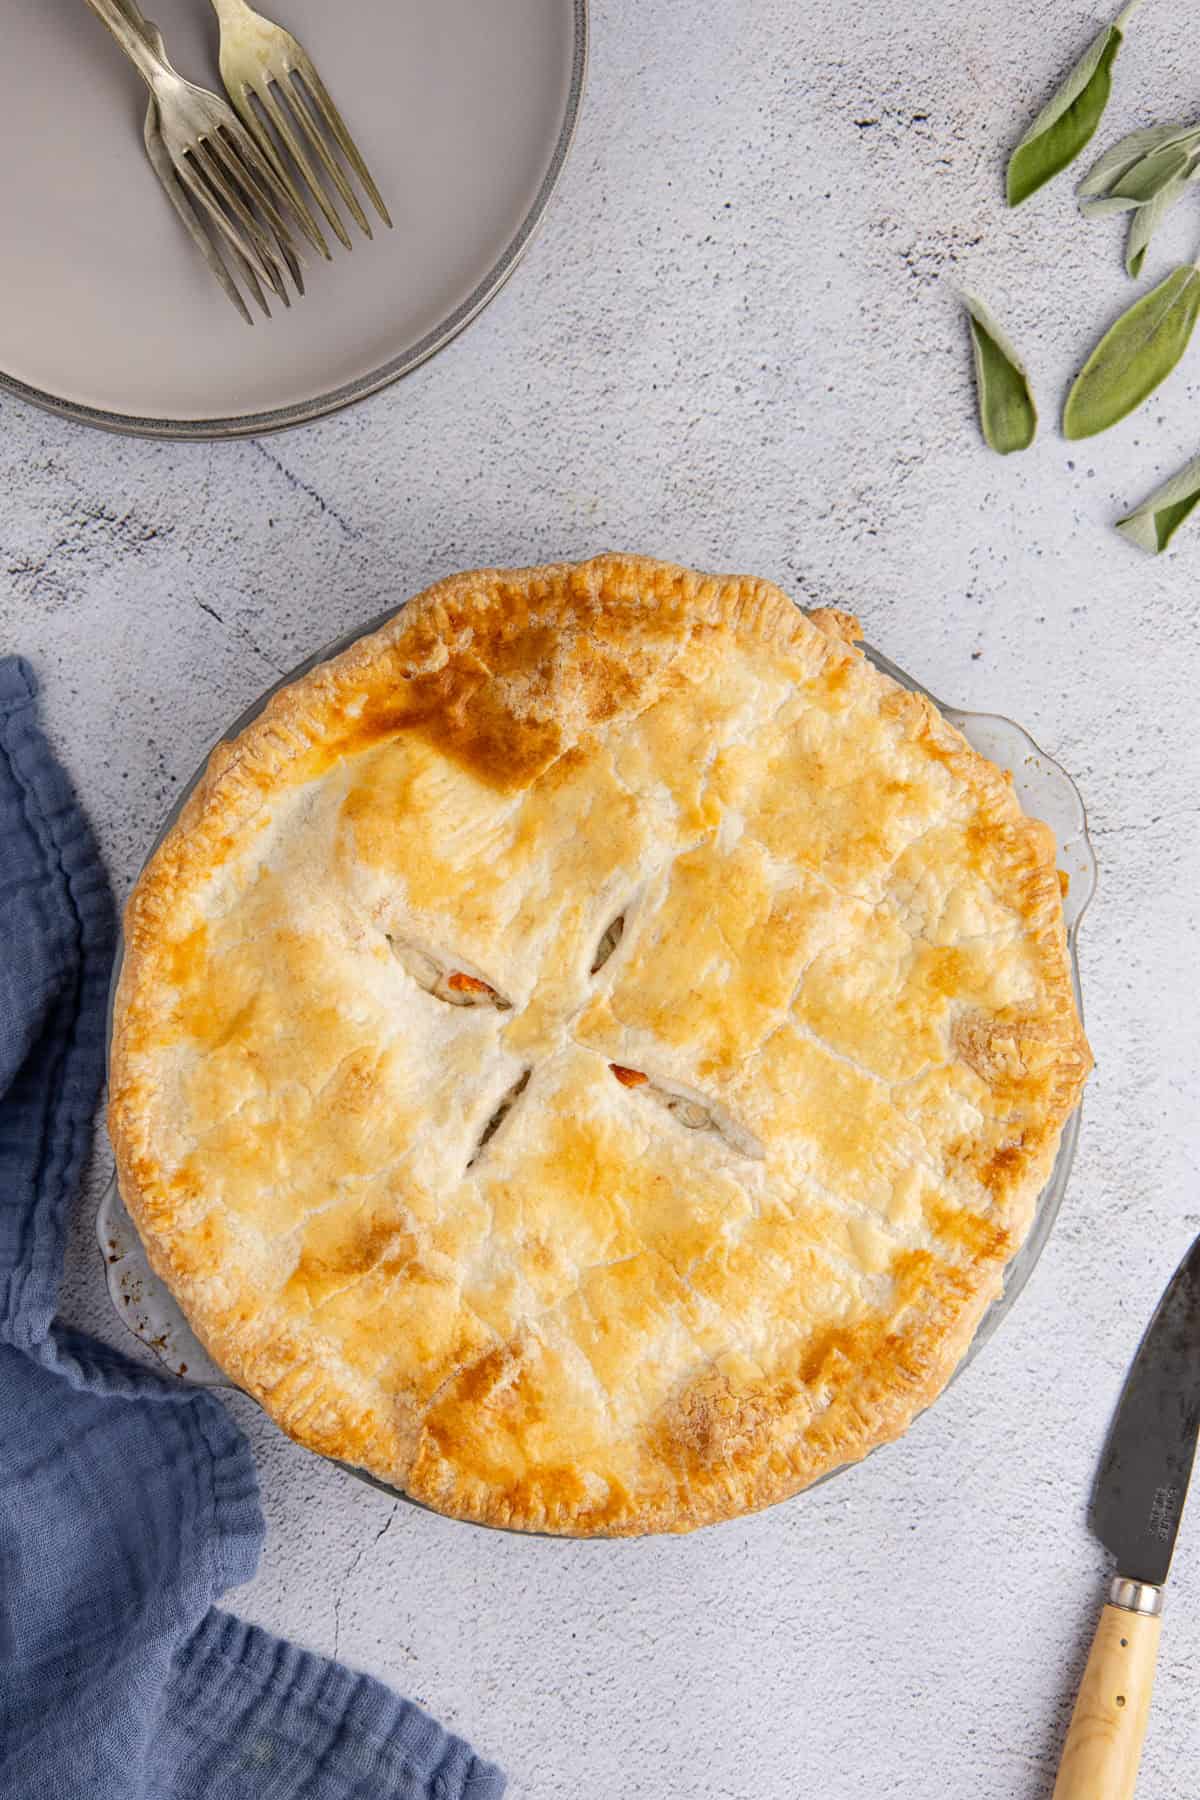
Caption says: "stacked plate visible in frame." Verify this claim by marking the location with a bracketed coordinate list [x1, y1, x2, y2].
[0, 0, 586, 437]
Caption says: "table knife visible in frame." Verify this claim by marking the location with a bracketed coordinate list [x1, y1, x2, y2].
[1053, 1232, 1200, 1799]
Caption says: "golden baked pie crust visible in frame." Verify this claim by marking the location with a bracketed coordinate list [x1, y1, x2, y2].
[109, 555, 1091, 1535]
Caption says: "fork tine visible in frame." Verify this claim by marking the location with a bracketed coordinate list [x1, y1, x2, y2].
[178, 148, 289, 303]
[191, 142, 289, 302]
[187, 138, 281, 273]
[177, 154, 280, 299]
[143, 100, 256, 323]
[287, 70, 374, 240]
[292, 57, 392, 229]
[166, 165, 257, 323]
[195, 136, 292, 288]
[212, 114, 306, 261]
[225, 236, 273, 319]
[132, 22, 272, 323]
[248, 79, 347, 255]
[137, 15, 261, 323]
[231, 83, 335, 259]
[207, 128, 306, 296]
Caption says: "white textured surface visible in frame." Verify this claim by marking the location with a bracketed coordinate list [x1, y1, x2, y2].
[4, 1, 1200, 1794]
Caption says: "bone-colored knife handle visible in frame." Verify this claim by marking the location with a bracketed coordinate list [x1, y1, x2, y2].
[1053, 1585, 1163, 1800]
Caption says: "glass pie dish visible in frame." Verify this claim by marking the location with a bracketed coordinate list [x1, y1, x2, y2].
[97, 609, 1097, 1508]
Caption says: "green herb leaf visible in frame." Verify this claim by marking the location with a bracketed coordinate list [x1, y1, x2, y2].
[1063, 263, 1200, 438]
[1007, 14, 1127, 206]
[1078, 122, 1197, 199]
[1111, 142, 1192, 202]
[1116, 451, 1200, 550]
[964, 295, 1038, 454]
[1080, 191, 1146, 218]
[1126, 168, 1194, 277]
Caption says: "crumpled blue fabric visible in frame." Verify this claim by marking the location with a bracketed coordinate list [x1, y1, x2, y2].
[0, 657, 505, 1800]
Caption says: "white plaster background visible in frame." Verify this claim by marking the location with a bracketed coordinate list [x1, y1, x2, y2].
[4, 1, 1200, 1794]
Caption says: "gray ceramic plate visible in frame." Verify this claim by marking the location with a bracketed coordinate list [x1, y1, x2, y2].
[0, 0, 586, 438]
[96, 606, 1097, 1520]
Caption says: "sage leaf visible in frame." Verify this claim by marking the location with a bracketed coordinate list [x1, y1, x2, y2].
[1076, 115, 1200, 276]
[1078, 122, 1197, 199]
[1063, 263, 1200, 439]
[1080, 192, 1146, 219]
[1116, 452, 1200, 551]
[1078, 142, 1199, 224]
[1127, 169, 1194, 277]
[964, 295, 1038, 454]
[1007, 4, 1139, 207]
[1111, 142, 1192, 202]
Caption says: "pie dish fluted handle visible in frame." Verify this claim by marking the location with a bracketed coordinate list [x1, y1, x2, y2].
[1052, 1582, 1162, 1800]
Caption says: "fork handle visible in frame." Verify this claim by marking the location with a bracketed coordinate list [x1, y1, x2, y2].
[110, 0, 154, 37]
[80, 0, 176, 90]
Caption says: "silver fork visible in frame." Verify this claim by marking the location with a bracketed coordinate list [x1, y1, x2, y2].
[210, 0, 392, 257]
[113, 2, 274, 323]
[141, 22, 272, 324]
[83, 0, 304, 305]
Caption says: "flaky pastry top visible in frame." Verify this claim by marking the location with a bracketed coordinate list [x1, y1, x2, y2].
[110, 555, 1091, 1534]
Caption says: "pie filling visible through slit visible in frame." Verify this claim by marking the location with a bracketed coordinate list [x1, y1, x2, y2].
[109, 555, 1092, 1535]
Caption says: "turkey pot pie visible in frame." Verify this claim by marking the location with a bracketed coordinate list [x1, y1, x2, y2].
[110, 555, 1091, 1535]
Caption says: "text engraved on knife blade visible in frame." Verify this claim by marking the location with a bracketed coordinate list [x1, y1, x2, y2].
[1148, 1484, 1182, 1541]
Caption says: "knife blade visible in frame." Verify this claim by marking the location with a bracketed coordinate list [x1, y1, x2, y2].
[1091, 1231, 1200, 1587]
[1053, 1232, 1200, 1800]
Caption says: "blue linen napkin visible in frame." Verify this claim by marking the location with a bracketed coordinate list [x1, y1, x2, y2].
[0, 657, 505, 1800]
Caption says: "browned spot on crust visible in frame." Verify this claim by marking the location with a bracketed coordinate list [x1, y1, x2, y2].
[442, 1343, 515, 1418]
[953, 1008, 1022, 1088]
[799, 1319, 875, 1389]
[979, 1140, 1029, 1197]
[176, 989, 260, 1054]
[820, 656, 853, 701]
[922, 946, 971, 999]
[800, 1251, 970, 1392]
[327, 661, 563, 793]
[413, 1340, 628, 1529]
[928, 1198, 1010, 1261]
[943, 1128, 1029, 1201]
[286, 1216, 420, 1306]
[610, 1064, 648, 1088]
[166, 923, 209, 989]
[651, 1370, 776, 1477]
[318, 592, 687, 793]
